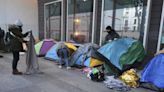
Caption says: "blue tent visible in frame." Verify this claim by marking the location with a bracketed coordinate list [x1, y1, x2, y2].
[70, 43, 121, 75]
[45, 42, 65, 61]
[98, 38, 136, 70]
[140, 54, 164, 88]
[70, 43, 99, 66]
[45, 42, 77, 61]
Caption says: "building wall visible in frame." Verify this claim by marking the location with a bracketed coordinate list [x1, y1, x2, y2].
[37, 0, 164, 55]
[0, 0, 38, 38]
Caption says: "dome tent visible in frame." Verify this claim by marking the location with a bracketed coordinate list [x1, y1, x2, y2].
[98, 38, 145, 71]
[45, 42, 77, 61]
[35, 39, 55, 56]
[70, 43, 121, 75]
[140, 54, 164, 91]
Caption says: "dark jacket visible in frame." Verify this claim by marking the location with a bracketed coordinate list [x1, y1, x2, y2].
[9, 26, 28, 52]
[105, 30, 120, 41]
[57, 47, 70, 59]
[0, 28, 4, 38]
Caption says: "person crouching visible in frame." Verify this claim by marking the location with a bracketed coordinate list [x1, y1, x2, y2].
[57, 45, 71, 70]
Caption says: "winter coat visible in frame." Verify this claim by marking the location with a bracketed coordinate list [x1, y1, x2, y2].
[57, 47, 70, 59]
[105, 30, 120, 41]
[0, 29, 4, 38]
[9, 26, 28, 52]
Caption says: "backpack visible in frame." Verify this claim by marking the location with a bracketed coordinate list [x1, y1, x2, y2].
[89, 68, 105, 82]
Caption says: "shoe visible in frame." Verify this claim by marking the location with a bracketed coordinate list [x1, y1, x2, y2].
[12, 69, 22, 75]
[66, 67, 71, 70]
[58, 65, 62, 69]
[0, 55, 3, 58]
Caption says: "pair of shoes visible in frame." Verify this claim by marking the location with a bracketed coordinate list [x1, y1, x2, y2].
[66, 67, 71, 70]
[58, 65, 62, 69]
[12, 69, 22, 75]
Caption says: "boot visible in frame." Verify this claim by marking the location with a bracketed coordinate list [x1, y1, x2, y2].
[12, 69, 22, 75]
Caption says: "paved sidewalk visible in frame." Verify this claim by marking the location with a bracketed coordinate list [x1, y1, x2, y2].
[0, 53, 155, 92]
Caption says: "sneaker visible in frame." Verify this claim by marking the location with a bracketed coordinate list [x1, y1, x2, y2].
[58, 65, 62, 69]
[66, 67, 71, 70]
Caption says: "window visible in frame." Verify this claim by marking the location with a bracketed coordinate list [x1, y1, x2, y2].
[67, 0, 94, 43]
[101, 0, 148, 45]
[44, 1, 62, 41]
[100, 0, 114, 45]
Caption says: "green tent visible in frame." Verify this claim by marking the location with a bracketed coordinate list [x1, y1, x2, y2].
[35, 41, 43, 55]
[119, 41, 145, 70]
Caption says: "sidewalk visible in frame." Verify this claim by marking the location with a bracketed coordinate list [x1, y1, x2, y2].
[0, 53, 155, 92]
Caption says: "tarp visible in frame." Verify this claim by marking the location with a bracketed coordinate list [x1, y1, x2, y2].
[140, 54, 164, 88]
[70, 43, 99, 66]
[98, 38, 136, 69]
[71, 44, 121, 75]
[26, 32, 40, 74]
[35, 39, 55, 56]
[45, 42, 77, 61]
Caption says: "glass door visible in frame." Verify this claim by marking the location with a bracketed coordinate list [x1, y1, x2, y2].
[66, 0, 94, 43]
[44, 1, 62, 41]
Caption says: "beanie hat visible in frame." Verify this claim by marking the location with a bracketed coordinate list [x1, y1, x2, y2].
[15, 19, 23, 27]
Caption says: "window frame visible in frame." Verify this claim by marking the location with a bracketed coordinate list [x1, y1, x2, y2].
[44, 0, 64, 41]
[157, 0, 164, 52]
[66, 0, 96, 43]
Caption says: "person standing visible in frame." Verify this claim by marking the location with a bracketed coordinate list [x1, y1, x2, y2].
[9, 24, 29, 75]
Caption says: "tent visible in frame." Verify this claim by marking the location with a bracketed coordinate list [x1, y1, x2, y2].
[140, 54, 164, 90]
[35, 39, 55, 56]
[45, 42, 77, 61]
[98, 38, 145, 70]
[70, 43, 99, 66]
[70, 43, 121, 75]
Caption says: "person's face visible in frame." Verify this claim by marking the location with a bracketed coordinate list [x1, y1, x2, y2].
[107, 29, 111, 32]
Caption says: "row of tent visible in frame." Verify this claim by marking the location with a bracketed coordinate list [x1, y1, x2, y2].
[35, 38, 144, 71]
[34, 38, 164, 90]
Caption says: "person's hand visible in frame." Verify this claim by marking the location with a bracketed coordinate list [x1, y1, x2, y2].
[27, 31, 31, 34]
[28, 29, 32, 33]
[25, 31, 31, 36]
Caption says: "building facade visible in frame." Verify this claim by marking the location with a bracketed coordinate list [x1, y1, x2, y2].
[38, 0, 164, 56]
